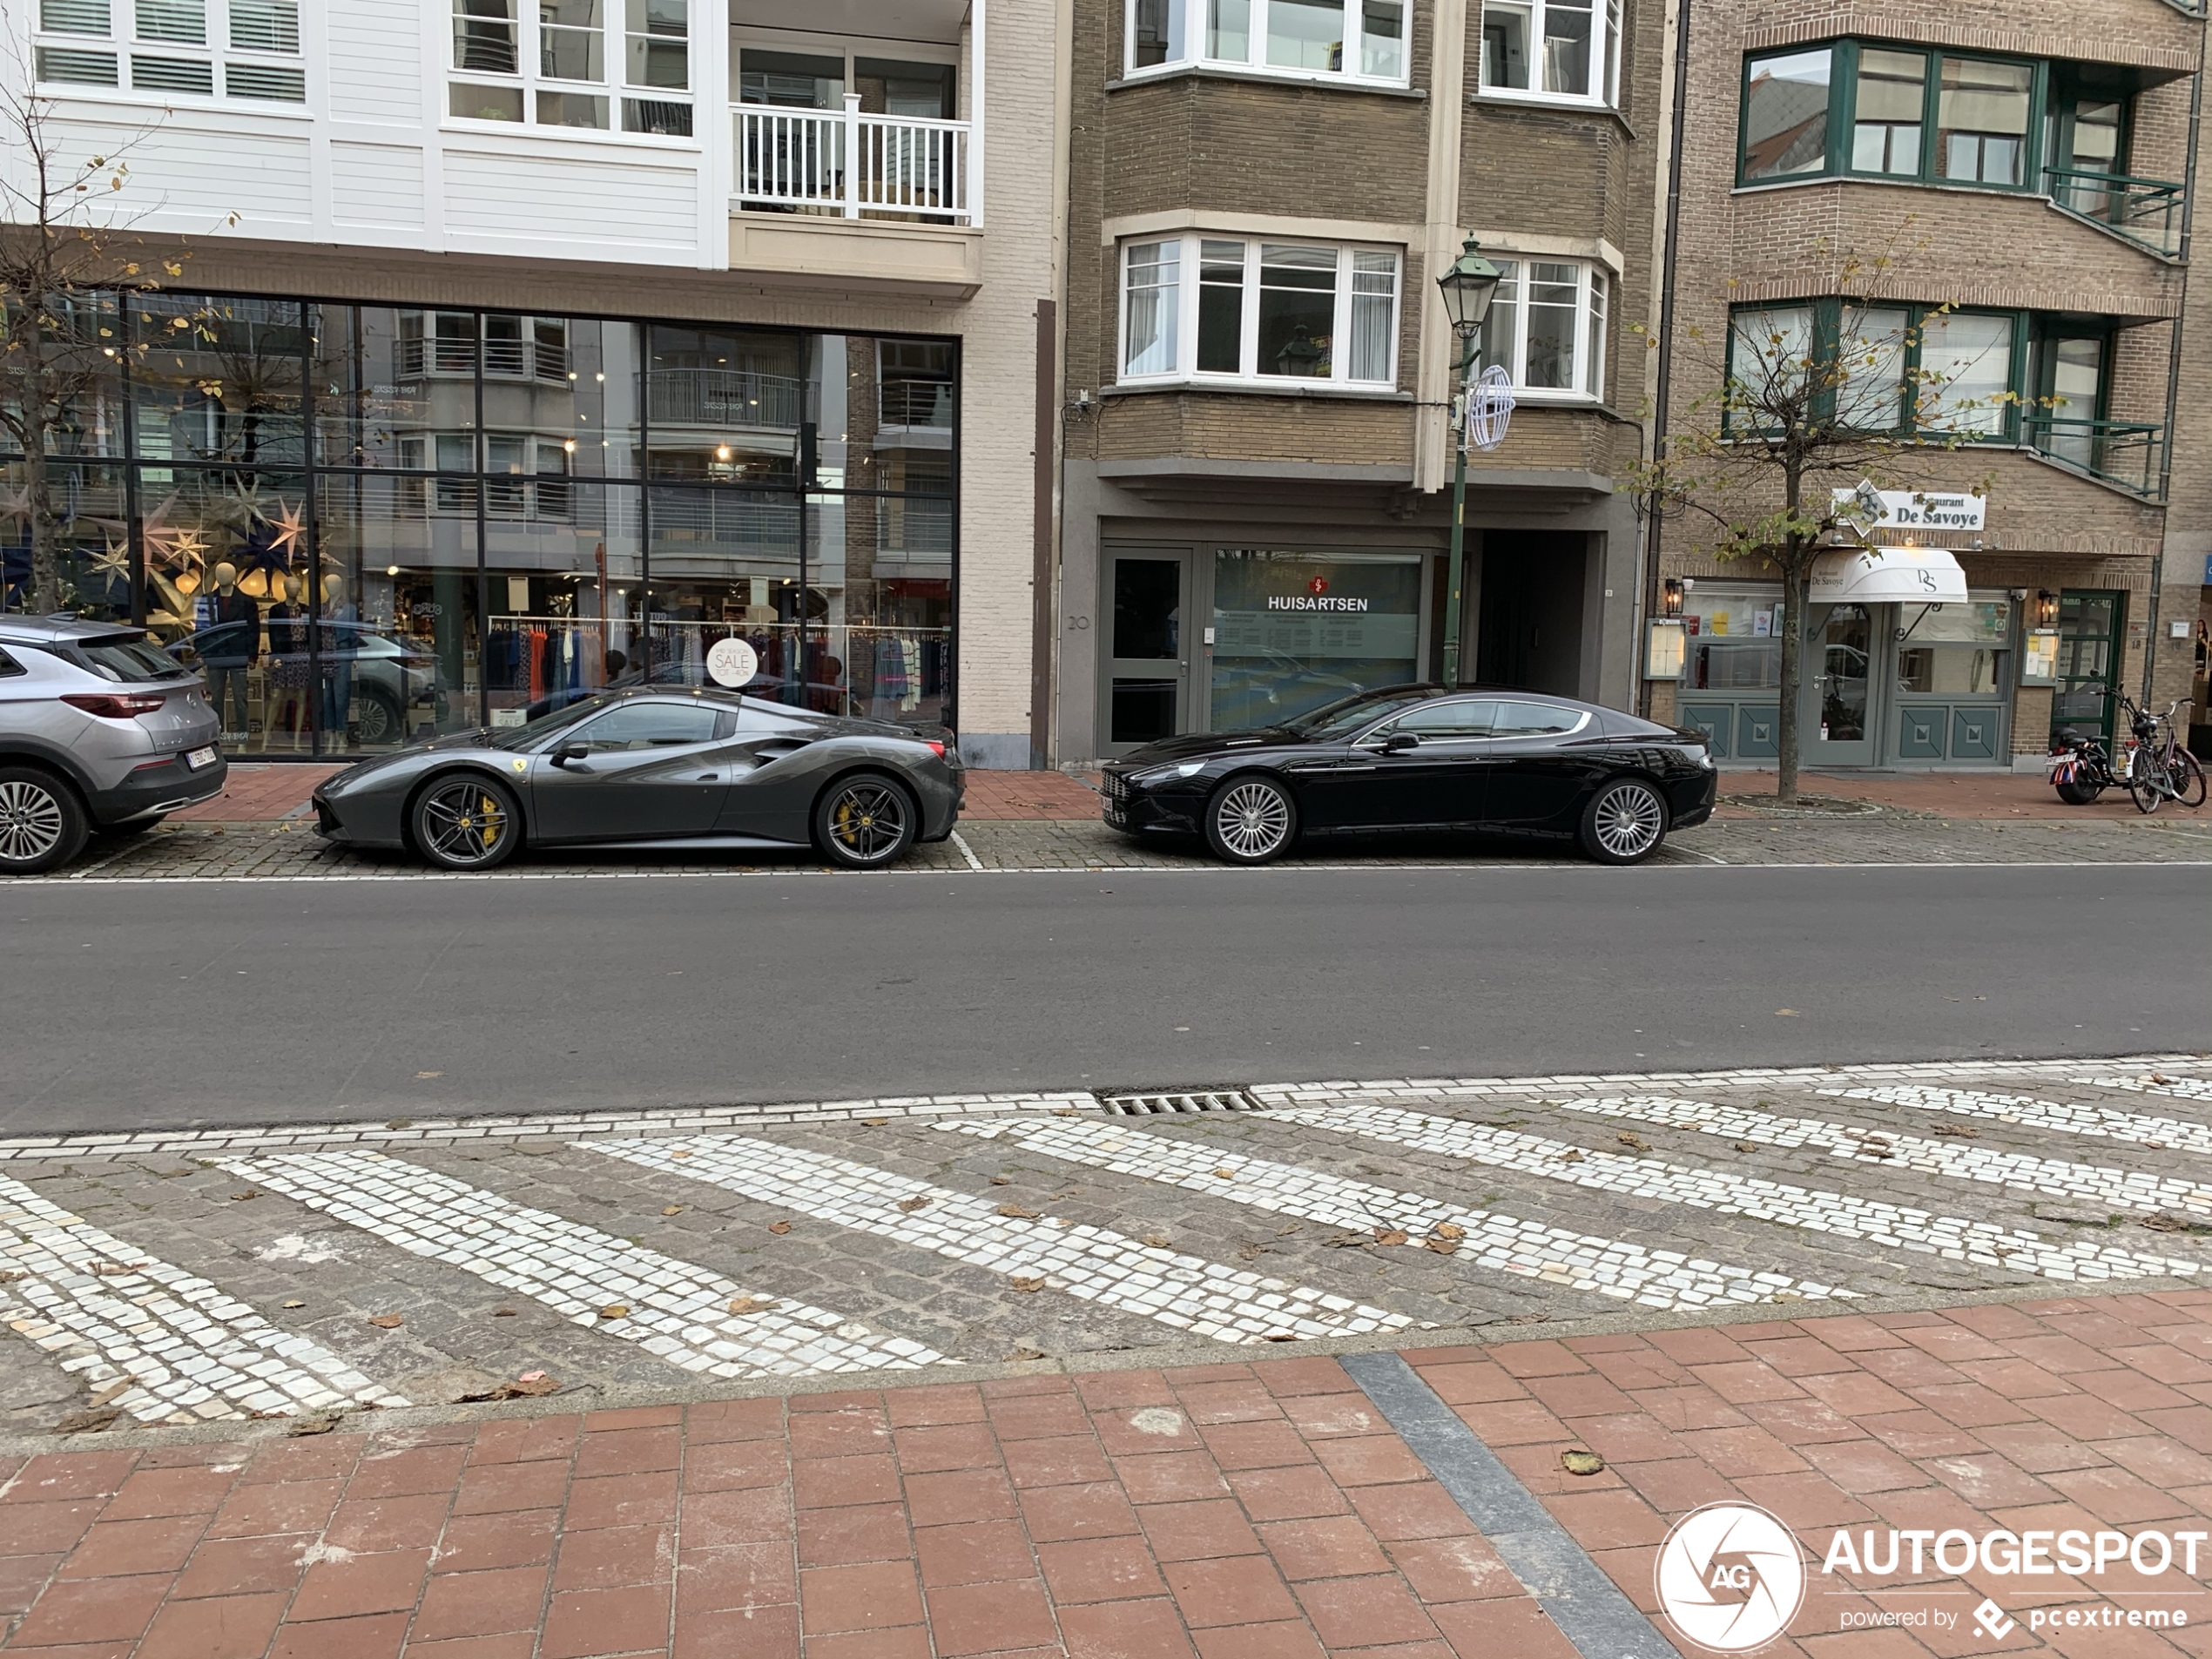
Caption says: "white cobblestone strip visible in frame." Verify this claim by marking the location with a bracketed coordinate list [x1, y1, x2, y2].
[1260, 1101, 2203, 1285]
[1819, 1083, 2212, 1157]
[935, 1116, 1845, 1311]
[0, 1173, 406, 1425]
[225, 1151, 948, 1379]
[1558, 1096, 2212, 1217]
[0, 1091, 1096, 1166]
[590, 1135, 1414, 1344]
[2086, 1074, 2212, 1105]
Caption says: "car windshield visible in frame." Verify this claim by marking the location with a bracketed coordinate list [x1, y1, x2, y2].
[482, 696, 615, 751]
[57, 633, 194, 683]
[1281, 686, 1440, 741]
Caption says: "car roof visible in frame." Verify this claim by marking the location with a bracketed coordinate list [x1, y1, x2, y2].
[0, 614, 151, 645]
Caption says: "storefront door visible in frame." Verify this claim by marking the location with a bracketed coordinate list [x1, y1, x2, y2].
[1804, 603, 1880, 767]
[1102, 551, 1194, 754]
[2051, 590, 2124, 745]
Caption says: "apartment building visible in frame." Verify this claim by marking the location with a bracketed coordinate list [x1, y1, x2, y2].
[3, 0, 1062, 768]
[1645, 0, 2207, 772]
[1056, 0, 1662, 761]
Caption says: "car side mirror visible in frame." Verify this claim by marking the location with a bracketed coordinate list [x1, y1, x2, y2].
[554, 742, 590, 765]
[1381, 731, 1420, 753]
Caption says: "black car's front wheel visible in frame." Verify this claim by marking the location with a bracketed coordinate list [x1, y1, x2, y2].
[1204, 774, 1298, 865]
[814, 772, 918, 868]
[1579, 777, 1668, 865]
[412, 774, 523, 870]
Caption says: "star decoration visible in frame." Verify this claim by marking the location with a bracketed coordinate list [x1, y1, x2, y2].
[265, 498, 307, 561]
[87, 537, 131, 584]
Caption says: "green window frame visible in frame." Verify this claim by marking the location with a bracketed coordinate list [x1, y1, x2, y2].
[1738, 39, 2057, 195]
[1723, 299, 2032, 441]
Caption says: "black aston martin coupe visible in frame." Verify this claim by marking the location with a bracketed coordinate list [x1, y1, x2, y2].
[310, 688, 962, 870]
[1101, 685, 1715, 865]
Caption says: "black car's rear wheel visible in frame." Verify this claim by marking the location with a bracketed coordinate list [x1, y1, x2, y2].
[1204, 774, 1298, 865]
[0, 765, 86, 874]
[1578, 778, 1668, 865]
[412, 774, 522, 870]
[814, 772, 918, 868]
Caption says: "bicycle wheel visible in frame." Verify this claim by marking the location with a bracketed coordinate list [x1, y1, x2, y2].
[2130, 759, 2165, 814]
[2177, 751, 2208, 809]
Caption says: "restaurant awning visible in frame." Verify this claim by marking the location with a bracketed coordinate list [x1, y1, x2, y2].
[1808, 546, 1970, 604]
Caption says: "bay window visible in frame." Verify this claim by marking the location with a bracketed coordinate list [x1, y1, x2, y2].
[1124, 0, 1410, 88]
[1724, 300, 2026, 439]
[450, 0, 691, 136]
[33, 0, 305, 103]
[1119, 237, 1400, 388]
[1479, 0, 1622, 106]
[1476, 260, 1608, 400]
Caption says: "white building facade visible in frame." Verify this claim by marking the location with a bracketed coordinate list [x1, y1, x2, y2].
[3, 0, 1064, 767]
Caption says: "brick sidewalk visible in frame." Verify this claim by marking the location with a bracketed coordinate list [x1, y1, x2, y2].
[1720, 769, 2201, 824]
[9, 1291, 2212, 1656]
[170, 765, 347, 824]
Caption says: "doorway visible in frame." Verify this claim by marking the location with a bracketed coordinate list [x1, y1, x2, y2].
[1101, 550, 1193, 754]
[1804, 603, 1879, 766]
[2051, 589, 2124, 745]
[1475, 531, 1586, 697]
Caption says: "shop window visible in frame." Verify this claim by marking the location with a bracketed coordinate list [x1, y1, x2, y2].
[1476, 260, 1608, 401]
[1479, 0, 1622, 107]
[1119, 237, 1399, 388]
[1725, 300, 2030, 441]
[1678, 586, 1785, 691]
[34, 0, 304, 100]
[1123, 0, 1411, 89]
[450, 0, 691, 137]
[1897, 594, 2011, 694]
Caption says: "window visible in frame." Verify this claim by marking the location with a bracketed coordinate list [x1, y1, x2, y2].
[1724, 300, 2027, 439]
[563, 699, 725, 749]
[32, 0, 303, 101]
[1490, 700, 1587, 736]
[1119, 237, 1400, 388]
[450, 0, 691, 135]
[1480, 0, 1622, 105]
[1382, 699, 1497, 738]
[1740, 41, 2076, 195]
[1897, 594, 2012, 695]
[1476, 260, 1608, 400]
[1123, 0, 1410, 87]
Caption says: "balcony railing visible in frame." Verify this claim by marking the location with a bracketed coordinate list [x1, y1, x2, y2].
[2045, 167, 2187, 259]
[2024, 415, 2167, 498]
[645, 368, 810, 429]
[394, 336, 571, 382]
[736, 96, 973, 224]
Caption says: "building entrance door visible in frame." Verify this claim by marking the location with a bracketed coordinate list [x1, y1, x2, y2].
[1101, 550, 1194, 755]
[1804, 603, 1880, 766]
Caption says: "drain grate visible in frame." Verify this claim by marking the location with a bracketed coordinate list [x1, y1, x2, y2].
[1096, 1090, 1261, 1116]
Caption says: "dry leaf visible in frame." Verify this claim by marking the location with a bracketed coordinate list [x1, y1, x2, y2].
[366, 1313, 403, 1329]
[1052, 1108, 1078, 1116]
[988, 1176, 1013, 1185]
[90, 1262, 145, 1276]
[492, 1307, 517, 1318]
[862, 1117, 891, 1127]
[2142, 1215, 2195, 1234]
[1932, 1123, 1979, 1138]
[897, 1197, 930, 1212]
[598, 1303, 630, 1319]
[662, 1205, 684, 1216]
[1262, 1333, 1298, 1343]
[1010, 1276, 1047, 1292]
[1212, 1168, 1237, 1179]
[671, 1150, 692, 1159]
[459, 1374, 560, 1402]
[1560, 1449, 1606, 1476]
[1433, 1223, 1466, 1241]
[1372, 1227, 1409, 1247]
[1557, 1150, 1584, 1163]
[998, 1204, 1042, 1220]
[1005, 1346, 1048, 1361]
[87, 1379, 132, 1407]
[229, 1191, 257, 1202]
[727, 1296, 777, 1315]
[1616, 1133, 1649, 1152]
[287, 1413, 343, 1437]
[416, 1070, 443, 1079]
[766, 1221, 792, 1235]
[1774, 1008, 1799, 1017]
[1237, 1243, 1266, 1261]
[1141, 1234, 1171, 1248]
[52, 1406, 122, 1436]
[282, 1299, 306, 1309]
[1734, 1141, 1757, 1152]
[1425, 1237, 1460, 1256]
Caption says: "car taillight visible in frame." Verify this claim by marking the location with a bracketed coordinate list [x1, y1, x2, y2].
[63, 691, 168, 718]
[925, 740, 947, 757]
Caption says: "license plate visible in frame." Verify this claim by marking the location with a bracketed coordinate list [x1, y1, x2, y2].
[184, 745, 218, 771]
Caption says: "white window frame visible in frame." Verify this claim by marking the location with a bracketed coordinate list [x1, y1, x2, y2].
[446, 0, 695, 144]
[31, 0, 306, 107]
[1477, 258, 1609, 403]
[1476, 0, 1622, 109]
[1116, 234, 1402, 390]
[1122, 0, 1412, 91]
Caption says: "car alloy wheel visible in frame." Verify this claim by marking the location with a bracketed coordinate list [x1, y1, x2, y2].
[0, 777, 68, 867]
[1210, 778, 1294, 863]
[415, 777, 519, 869]
[1588, 780, 1666, 862]
[819, 776, 914, 867]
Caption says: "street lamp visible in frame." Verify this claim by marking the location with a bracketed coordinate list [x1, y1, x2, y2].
[1435, 236, 1502, 688]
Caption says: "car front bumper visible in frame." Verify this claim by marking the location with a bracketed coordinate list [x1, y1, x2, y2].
[1100, 771, 1205, 836]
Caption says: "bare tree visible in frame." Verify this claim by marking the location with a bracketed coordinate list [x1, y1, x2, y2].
[1629, 238, 2007, 803]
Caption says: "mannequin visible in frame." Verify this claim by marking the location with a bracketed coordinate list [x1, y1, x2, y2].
[320, 572, 358, 740]
[202, 562, 256, 741]
[265, 570, 308, 740]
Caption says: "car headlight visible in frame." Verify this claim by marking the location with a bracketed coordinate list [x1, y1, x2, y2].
[1134, 760, 1207, 785]
[1689, 747, 1716, 771]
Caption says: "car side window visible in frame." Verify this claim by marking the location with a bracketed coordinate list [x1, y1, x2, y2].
[1379, 699, 1499, 739]
[1490, 701, 1588, 738]
[0, 647, 21, 678]
[563, 701, 728, 752]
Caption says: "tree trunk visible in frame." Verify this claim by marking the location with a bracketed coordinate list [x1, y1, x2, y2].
[23, 305, 60, 616]
[1775, 555, 1809, 805]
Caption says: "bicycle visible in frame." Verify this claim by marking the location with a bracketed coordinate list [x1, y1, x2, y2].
[2126, 697, 2208, 815]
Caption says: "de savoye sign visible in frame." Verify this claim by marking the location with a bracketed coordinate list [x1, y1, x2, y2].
[1831, 486, 1987, 531]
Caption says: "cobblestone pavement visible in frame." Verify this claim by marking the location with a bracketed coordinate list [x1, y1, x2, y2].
[10, 807, 2210, 883]
[6, 1056, 2211, 1441]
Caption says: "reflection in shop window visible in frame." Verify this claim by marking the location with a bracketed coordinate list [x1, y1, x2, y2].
[1209, 549, 1423, 731]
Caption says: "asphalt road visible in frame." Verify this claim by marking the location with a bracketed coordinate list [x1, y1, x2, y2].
[2, 863, 2205, 1132]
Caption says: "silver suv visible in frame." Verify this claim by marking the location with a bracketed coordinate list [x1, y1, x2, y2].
[0, 616, 226, 873]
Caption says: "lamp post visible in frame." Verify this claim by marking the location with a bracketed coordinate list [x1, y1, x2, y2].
[1434, 236, 1502, 689]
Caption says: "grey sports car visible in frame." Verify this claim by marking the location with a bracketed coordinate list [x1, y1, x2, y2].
[310, 687, 963, 870]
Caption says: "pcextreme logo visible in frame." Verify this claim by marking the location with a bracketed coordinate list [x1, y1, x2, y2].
[1654, 1503, 1807, 1653]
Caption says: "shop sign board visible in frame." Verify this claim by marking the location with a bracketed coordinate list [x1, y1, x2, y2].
[706, 637, 759, 687]
[1830, 486, 1986, 532]
[2020, 629, 2060, 686]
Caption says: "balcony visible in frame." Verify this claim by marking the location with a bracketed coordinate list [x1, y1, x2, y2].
[2024, 415, 2167, 498]
[2046, 167, 2187, 260]
[645, 368, 810, 430]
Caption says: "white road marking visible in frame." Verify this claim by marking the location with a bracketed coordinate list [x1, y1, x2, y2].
[1558, 1096, 2212, 1217]
[226, 1151, 948, 1379]
[935, 1116, 1845, 1310]
[1258, 1100, 2203, 1285]
[948, 830, 986, 872]
[589, 1135, 1414, 1344]
[1822, 1083, 2212, 1157]
[0, 1174, 404, 1424]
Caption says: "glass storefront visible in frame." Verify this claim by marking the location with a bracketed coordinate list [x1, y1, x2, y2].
[0, 293, 958, 756]
[1210, 549, 1424, 729]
